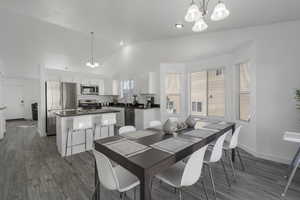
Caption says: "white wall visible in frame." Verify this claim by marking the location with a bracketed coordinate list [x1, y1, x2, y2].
[0, 8, 114, 80]
[105, 20, 300, 164]
[3, 77, 40, 120]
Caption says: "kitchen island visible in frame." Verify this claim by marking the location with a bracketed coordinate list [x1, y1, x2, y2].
[55, 109, 119, 157]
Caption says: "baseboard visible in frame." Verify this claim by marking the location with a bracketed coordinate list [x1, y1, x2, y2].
[255, 151, 291, 165]
[239, 143, 291, 165]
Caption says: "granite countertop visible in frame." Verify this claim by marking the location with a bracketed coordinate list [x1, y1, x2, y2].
[55, 109, 120, 117]
[0, 106, 6, 111]
[109, 104, 160, 110]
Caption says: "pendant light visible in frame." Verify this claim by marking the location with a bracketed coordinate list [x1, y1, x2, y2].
[211, 1, 230, 21]
[184, 0, 231, 32]
[192, 17, 208, 32]
[86, 32, 99, 68]
[185, 1, 202, 22]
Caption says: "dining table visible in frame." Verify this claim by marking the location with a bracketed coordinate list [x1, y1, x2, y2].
[94, 120, 235, 200]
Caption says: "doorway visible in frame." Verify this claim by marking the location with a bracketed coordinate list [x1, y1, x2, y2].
[4, 84, 25, 120]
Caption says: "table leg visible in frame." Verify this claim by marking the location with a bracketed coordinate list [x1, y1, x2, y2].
[282, 159, 300, 196]
[286, 146, 300, 178]
[231, 124, 236, 162]
[140, 174, 152, 200]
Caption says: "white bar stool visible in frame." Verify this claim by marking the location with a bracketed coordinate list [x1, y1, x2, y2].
[119, 126, 136, 135]
[149, 120, 162, 128]
[65, 115, 93, 157]
[282, 131, 300, 197]
[93, 113, 116, 142]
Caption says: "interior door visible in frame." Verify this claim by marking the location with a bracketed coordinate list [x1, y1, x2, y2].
[4, 84, 25, 120]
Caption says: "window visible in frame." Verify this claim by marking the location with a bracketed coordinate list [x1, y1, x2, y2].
[165, 73, 181, 114]
[120, 80, 135, 98]
[190, 68, 225, 117]
[238, 62, 251, 121]
[190, 71, 207, 116]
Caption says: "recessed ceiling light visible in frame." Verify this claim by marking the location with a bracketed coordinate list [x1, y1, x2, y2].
[120, 40, 125, 46]
[175, 23, 184, 29]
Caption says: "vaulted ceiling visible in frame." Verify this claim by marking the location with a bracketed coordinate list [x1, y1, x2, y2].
[1, 0, 300, 70]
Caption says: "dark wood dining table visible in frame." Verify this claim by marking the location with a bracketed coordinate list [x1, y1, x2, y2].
[94, 122, 235, 200]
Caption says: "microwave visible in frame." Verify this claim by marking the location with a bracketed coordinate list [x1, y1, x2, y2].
[80, 85, 99, 95]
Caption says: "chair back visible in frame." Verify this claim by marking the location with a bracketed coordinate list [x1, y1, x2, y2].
[169, 117, 179, 122]
[229, 126, 242, 149]
[119, 126, 136, 135]
[101, 113, 117, 126]
[149, 120, 162, 127]
[181, 145, 208, 187]
[73, 115, 93, 130]
[93, 150, 119, 191]
[209, 131, 229, 162]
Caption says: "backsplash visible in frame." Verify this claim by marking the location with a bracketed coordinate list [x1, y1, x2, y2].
[117, 94, 157, 105]
[77, 95, 114, 103]
[78, 94, 157, 105]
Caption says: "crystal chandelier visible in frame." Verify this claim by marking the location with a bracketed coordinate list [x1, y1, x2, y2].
[86, 32, 100, 68]
[185, 0, 230, 32]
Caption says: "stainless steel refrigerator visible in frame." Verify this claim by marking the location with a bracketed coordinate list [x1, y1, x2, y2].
[46, 81, 77, 136]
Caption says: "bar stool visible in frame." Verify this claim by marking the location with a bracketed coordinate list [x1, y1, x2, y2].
[65, 115, 93, 157]
[93, 113, 117, 143]
[119, 126, 136, 135]
[149, 120, 162, 128]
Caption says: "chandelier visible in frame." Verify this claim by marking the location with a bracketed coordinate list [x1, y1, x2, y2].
[86, 32, 100, 68]
[185, 0, 230, 32]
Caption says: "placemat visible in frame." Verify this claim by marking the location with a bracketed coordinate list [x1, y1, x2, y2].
[104, 139, 151, 158]
[195, 118, 221, 123]
[122, 130, 158, 139]
[203, 123, 231, 130]
[151, 137, 196, 154]
[184, 129, 217, 139]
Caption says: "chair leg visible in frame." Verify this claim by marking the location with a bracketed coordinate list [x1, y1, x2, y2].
[70, 130, 73, 164]
[84, 129, 87, 151]
[207, 164, 217, 200]
[226, 150, 236, 180]
[134, 187, 137, 200]
[179, 189, 183, 200]
[236, 148, 245, 171]
[201, 179, 209, 200]
[221, 158, 231, 188]
[65, 128, 69, 156]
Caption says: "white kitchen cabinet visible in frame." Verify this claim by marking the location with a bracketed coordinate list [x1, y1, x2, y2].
[110, 107, 125, 127]
[104, 79, 119, 95]
[134, 108, 160, 130]
[112, 80, 119, 95]
[137, 72, 157, 94]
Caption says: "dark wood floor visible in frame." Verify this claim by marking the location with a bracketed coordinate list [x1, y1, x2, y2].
[0, 120, 299, 200]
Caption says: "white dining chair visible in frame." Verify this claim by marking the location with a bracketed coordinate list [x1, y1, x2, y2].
[119, 126, 136, 135]
[93, 150, 140, 200]
[149, 120, 162, 128]
[155, 145, 209, 200]
[204, 131, 231, 200]
[223, 126, 245, 180]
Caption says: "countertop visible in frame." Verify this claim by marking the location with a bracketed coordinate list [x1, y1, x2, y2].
[108, 104, 160, 110]
[55, 108, 120, 117]
[0, 106, 6, 111]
